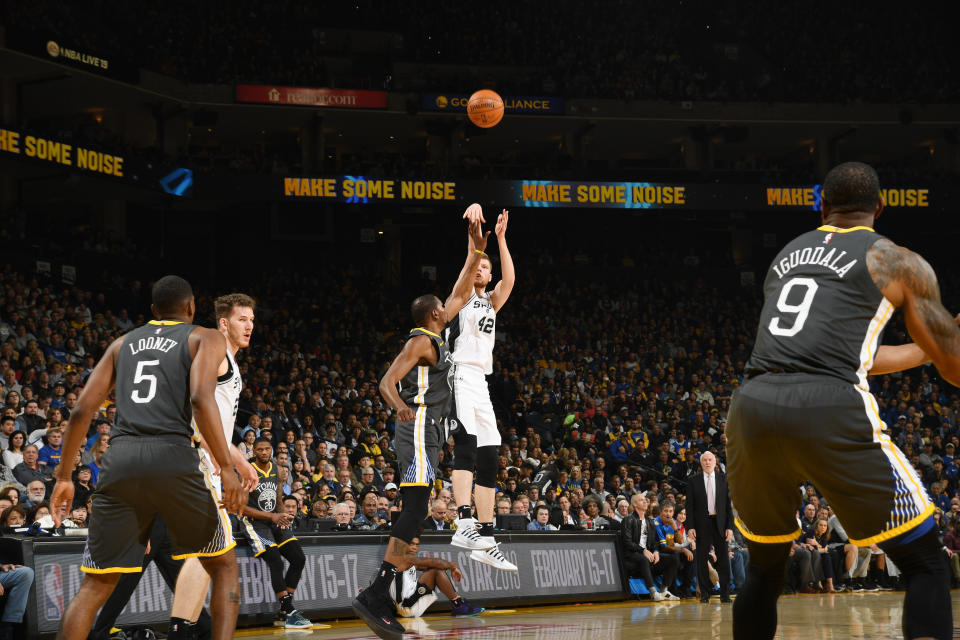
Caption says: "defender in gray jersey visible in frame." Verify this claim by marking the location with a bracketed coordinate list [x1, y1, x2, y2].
[50, 276, 246, 640]
[353, 219, 488, 640]
[728, 163, 957, 640]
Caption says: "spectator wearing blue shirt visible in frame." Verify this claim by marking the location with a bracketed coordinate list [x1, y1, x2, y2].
[527, 505, 556, 531]
[608, 433, 631, 464]
[37, 428, 62, 469]
[49, 383, 66, 410]
[85, 420, 111, 451]
[654, 501, 696, 597]
[669, 432, 692, 457]
[931, 481, 951, 513]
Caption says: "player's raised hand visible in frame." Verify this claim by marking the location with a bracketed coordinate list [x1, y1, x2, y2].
[462, 203, 485, 223]
[469, 219, 490, 254]
[49, 478, 75, 528]
[495, 209, 509, 238]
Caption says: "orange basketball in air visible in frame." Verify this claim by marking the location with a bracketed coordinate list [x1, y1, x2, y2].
[467, 89, 504, 128]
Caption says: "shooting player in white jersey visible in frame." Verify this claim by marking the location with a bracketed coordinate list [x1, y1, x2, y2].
[168, 294, 263, 639]
[448, 205, 518, 572]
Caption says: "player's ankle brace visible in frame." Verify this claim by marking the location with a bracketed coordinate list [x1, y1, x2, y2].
[168, 617, 196, 640]
[478, 522, 494, 537]
[279, 593, 294, 613]
[371, 561, 399, 596]
[458, 505, 473, 520]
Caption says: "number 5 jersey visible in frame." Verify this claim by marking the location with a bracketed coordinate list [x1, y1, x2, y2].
[113, 321, 198, 439]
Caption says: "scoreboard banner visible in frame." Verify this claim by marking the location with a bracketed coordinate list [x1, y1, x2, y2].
[26, 533, 624, 634]
[279, 175, 940, 211]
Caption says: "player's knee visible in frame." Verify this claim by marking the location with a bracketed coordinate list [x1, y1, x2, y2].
[200, 550, 237, 577]
[260, 547, 284, 569]
[392, 486, 430, 543]
[474, 446, 498, 488]
[453, 433, 477, 471]
[283, 544, 306, 568]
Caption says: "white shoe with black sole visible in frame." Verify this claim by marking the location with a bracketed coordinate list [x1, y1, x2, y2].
[470, 542, 518, 572]
[451, 519, 495, 551]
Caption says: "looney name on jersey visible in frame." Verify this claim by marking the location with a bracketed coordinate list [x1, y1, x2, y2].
[128, 336, 179, 355]
[771, 246, 857, 280]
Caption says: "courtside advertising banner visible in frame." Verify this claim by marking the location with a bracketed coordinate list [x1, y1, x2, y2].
[30, 535, 623, 633]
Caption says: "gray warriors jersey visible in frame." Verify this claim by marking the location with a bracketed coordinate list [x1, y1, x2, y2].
[745, 225, 889, 388]
[398, 328, 453, 411]
[114, 321, 197, 439]
[249, 461, 280, 513]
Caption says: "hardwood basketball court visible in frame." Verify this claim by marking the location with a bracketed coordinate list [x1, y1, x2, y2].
[234, 591, 960, 639]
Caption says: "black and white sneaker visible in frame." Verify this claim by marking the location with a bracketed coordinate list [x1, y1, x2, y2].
[451, 518, 495, 551]
[470, 542, 518, 572]
[352, 588, 405, 640]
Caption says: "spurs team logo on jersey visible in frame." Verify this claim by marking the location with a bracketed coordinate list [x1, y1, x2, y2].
[447, 291, 496, 375]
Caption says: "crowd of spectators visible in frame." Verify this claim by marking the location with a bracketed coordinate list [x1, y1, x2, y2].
[2, 238, 960, 598]
[3, 2, 955, 103]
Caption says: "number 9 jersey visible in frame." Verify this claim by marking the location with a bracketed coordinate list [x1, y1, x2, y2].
[745, 225, 890, 388]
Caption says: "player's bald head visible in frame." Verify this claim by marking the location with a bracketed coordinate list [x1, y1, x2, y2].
[411, 295, 440, 326]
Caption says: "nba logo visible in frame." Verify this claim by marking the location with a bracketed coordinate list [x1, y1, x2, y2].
[823, 232, 834, 245]
[42, 565, 64, 621]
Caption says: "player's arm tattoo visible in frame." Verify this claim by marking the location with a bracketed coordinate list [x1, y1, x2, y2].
[229, 591, 241, 604]
[869, 238, 960, 358]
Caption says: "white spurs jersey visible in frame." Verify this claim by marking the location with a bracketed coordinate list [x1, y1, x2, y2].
[447, 290, 496, 374]
[193, 348, 242, 455]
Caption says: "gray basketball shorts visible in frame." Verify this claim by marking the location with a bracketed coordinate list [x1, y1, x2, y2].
[394, 405, 443, 487]
[727, 373, 932, 546]
[81, 435, 222, 574]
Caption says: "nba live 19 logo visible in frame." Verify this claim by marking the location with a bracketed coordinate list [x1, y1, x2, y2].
[42, 565, 64, 621]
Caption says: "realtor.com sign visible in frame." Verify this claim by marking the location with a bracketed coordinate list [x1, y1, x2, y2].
[33, 536, 622, 633]
[236, 85, 387, 108]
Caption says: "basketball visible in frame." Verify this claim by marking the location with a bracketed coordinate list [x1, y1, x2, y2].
[467, 89, 504, 128]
